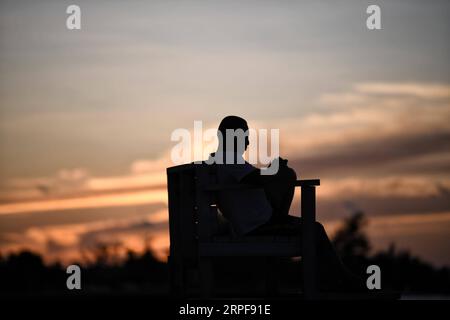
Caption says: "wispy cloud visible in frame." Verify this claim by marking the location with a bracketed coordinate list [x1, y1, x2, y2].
[1, 82, 449, 217]
[0, 189, 167, 215]
[355, 83, 450, 99]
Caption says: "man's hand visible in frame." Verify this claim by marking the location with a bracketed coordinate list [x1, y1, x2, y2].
[269, 157, 288, 168]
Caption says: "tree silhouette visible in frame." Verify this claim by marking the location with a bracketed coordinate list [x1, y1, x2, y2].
[1, 213, 449, 296]
[332, 211, 370, 266]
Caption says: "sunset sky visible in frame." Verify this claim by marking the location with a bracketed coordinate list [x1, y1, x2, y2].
[0, 0, 449, 266]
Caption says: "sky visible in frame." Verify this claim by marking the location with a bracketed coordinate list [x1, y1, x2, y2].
[0, 0, 449, 266]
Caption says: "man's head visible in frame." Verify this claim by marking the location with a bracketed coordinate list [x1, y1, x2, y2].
[217, 115, 249, 154]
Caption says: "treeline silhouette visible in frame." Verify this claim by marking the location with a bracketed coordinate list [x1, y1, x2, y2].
[332, 212, 450, 294]
[1, 212, 449, 296]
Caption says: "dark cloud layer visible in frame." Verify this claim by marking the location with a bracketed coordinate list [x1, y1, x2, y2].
[290, 131, 450, 178]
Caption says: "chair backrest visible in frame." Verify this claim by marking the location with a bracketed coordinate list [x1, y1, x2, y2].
[167, 163, 219, 260]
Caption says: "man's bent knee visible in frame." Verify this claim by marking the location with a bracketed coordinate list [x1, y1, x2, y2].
[286, 167, 297, 181]
[314, 221, 326, 233]
[278, 165, 296, 182]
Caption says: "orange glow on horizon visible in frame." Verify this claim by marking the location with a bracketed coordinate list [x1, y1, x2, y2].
[0, 189, 168, 215]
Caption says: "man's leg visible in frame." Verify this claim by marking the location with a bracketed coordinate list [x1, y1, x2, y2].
[276, 216, 365, 290]
[262, 165, 297, 222]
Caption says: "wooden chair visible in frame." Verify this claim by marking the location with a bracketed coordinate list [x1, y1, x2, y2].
[167, 163, 320, 298]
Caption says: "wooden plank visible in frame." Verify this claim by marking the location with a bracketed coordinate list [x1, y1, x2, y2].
[167, 171, 180, 258]
[212, 235, 300, 243]
[195, 165, 216, 241]
[199, 242, 301, 257]
[295, 179, 320, 187]
[204, 179, 320, 191]
[179, 169, 197, 259]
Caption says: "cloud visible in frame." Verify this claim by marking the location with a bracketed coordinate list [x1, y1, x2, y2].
[262, 82, 450, 216]
[130, 157, 170, 174]
[318, 177, 450, 199]
[320, 83, 450, 106]
[355, 83, 450, 99]
[0, 208, 169, 264]
[0, 189, 167, 216]
[289, 132, 450, 177]
[0, 168, 89, 201]
[0, 82, 448, 222]
[275, 82, 450, 170]
[0, 155, 171, 213]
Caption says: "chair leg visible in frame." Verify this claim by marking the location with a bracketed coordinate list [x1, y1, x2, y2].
[265, 257, 280, 297]
[199, 257, 214, 298]
[301, 186, 319, 299]
[169, 256, 186, 298]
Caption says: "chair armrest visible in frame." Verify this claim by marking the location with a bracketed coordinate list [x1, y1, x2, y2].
[294, 179, 320, 187]
[204, 179, 320, 191]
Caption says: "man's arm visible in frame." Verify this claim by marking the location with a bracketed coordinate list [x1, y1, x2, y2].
[241, 157, 289, 185]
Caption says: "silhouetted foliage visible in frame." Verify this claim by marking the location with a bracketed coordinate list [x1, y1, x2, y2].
[370, 244, 450, 293]
[0, 212, 449, 296]
[0, 246, 168, 296]
[333, 211, 370, 259]
[0, 251, 65, 294]
[331, 212, 450, 294]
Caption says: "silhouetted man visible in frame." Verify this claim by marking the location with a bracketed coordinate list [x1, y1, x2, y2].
[208, 115, 365, 291]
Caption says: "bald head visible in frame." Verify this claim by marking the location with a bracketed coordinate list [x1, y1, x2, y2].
[217, 115, 249, 155]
